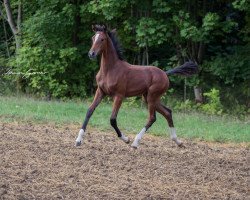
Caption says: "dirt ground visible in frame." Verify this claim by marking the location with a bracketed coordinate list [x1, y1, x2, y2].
[0, 122, 249, 200]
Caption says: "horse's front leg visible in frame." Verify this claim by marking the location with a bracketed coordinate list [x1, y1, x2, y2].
[110, 95, 130, 143]
[75, 88, 104, 146]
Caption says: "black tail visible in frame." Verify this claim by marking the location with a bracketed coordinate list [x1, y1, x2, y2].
[166, 61, 198, 76]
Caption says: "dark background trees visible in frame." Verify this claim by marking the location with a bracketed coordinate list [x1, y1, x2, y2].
[0, 0, 249, 113]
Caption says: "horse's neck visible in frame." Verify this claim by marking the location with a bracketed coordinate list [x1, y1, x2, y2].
[100, 39, 119, 74]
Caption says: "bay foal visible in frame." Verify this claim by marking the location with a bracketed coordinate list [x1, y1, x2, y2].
[76, 25, 198, 148]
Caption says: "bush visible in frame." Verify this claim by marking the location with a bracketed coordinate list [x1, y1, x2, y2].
[174, 99, 194, 111]
[201, 88, 223, 115]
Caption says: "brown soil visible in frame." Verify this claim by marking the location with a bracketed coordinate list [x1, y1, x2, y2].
[0, 122, 249, 200]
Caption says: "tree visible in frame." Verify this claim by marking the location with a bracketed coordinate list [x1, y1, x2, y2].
[0, 0, 248, 112]
[2, 0, 22, 53]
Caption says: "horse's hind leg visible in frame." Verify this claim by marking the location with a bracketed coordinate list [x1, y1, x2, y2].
[156, 103, 183, 146]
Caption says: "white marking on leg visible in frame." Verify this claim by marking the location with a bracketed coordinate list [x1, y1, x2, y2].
[76, 129, 85, 143]
[131, 127, 146, 148]
[170, 127, 182, 146]
[119, 133, 129, 143]
[94, 34, 100, 43]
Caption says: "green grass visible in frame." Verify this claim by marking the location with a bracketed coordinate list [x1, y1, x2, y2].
[0, 96, 249, 143]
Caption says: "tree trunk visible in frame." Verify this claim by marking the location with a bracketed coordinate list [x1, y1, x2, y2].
[137, 51, 141, 65]
[197, 42, 205, 64]
[194, 86, 203, 103]
[145, 45, 149, 65]
[2, 17, 10, 57]
[184, 78, 187, 101]
[72, 0, 80, 46]
[142, 48, 146, 65]
[3, 0, 21, 53]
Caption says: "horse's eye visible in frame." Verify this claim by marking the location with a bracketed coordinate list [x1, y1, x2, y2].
[101, 39, 104, 42]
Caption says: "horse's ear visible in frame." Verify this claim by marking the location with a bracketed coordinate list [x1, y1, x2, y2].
[92, 25, 96, 32]
[102, 25, 107, 32]
[111, 29, 117, 34]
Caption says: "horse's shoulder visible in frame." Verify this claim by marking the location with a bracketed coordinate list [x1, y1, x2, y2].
[96, 71, 102, 81]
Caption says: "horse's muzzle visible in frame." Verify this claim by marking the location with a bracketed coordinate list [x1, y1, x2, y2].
[88, 51, 97, 60]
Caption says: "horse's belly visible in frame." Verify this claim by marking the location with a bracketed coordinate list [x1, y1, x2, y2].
[125, 90, 146, 97]
[125, 82, 147, 97]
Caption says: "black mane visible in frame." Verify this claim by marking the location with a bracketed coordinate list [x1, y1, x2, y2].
[107, 31, 124, 60]
[92, 25, 124, 60]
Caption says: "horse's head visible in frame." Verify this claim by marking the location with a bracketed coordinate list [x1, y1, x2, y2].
[88, 25, 108, 59]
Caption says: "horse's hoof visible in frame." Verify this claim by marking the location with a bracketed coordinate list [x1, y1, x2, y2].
[131, 142, 138, 149]
[124, 138, 130, 144]
[75, 141, 82, 147]
[119, 134, 130, 144]
[120, 133, 130, 144]
[178, 142, 185, 148]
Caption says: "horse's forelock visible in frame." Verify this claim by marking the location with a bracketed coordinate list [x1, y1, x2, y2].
[92, 24, 106, 32]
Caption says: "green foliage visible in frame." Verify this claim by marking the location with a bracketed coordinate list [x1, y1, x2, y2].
[123, 97, 141, 108]
[86, 0, 129, 20]
[173, 11, 236, 43]
[15, 44, 78, 97]
[136, 18, 168, 47]
[174, 99, 194, 111]
[0, 66, 16, 96]
[152, 0, 171, 14]
[232, 0, 249, 11]
[8, 0, 100, 98]
[173, 11, 200, 41]
[0, 0, 248, 115]
[202, 13, 220, 31]
[205, 46, 250, 85]
[201, 88, 223, 115]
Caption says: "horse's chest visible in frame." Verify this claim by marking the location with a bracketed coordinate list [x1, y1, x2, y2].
[97, 78, 119, 95]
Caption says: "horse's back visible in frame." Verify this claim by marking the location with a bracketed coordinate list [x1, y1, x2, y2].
[129, 64, 168, 85]
[125, 64, 169, 96]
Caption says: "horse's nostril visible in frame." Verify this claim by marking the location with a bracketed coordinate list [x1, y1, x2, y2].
[88, 51, 96, 59]
[88, 51, 95, 56]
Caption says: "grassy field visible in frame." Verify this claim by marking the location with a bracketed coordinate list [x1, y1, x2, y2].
[0, 96, 249, 143]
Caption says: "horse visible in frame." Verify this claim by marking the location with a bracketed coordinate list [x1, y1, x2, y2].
[75, 25, 198, 148]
